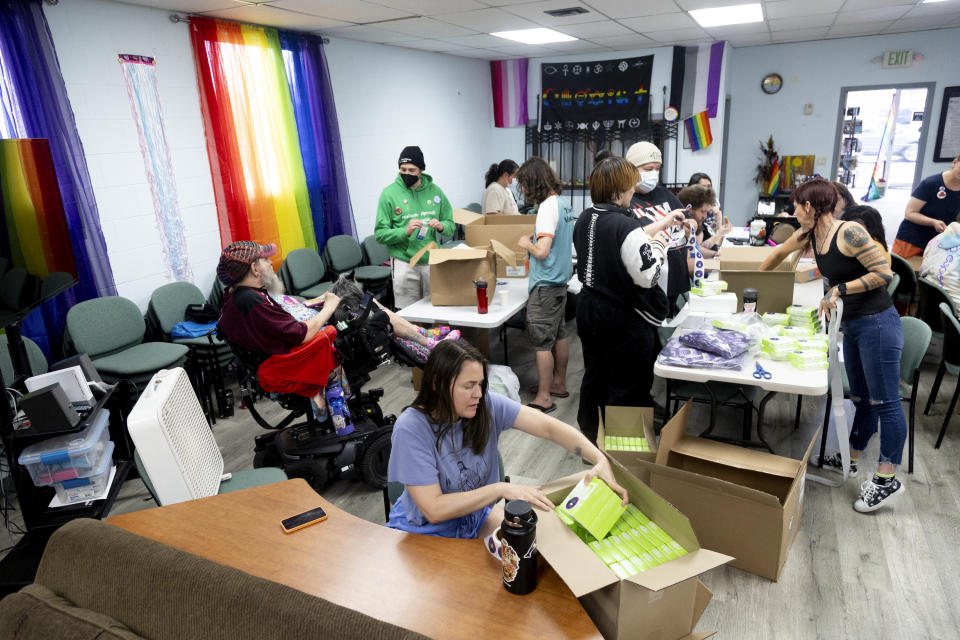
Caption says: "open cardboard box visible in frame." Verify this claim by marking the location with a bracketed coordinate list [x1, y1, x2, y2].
[795, 258, 822, 283]
[454, 209, 534, 278]
[408, 239, 516, 306]
[719, 246, 799, 313]
[633, 401, 818, 581]
[539, 457, 732, 640]
[597, 407, 657, 484]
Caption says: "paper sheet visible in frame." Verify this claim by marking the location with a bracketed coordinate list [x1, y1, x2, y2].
[48, 464, 117, 508]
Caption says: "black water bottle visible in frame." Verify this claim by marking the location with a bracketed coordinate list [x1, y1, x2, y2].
[501, 500, 538, 595]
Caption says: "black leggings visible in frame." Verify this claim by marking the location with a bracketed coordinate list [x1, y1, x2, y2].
[576, 291, 658, 442]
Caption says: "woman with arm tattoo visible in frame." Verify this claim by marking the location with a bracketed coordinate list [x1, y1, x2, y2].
[760, 178, 905, 513]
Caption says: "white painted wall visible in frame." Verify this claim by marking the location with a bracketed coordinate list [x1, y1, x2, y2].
[725, 28, 960, 225]
[44, 0, 220, 310]
[323, 37, 524, 237]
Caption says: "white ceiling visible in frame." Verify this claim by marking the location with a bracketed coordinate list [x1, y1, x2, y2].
[116, 0, 960, 58]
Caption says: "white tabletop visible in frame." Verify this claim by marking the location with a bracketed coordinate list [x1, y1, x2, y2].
[397, 278, 530, 328]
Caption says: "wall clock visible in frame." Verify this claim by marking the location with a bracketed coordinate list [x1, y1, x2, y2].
[761, 73, 783, 94]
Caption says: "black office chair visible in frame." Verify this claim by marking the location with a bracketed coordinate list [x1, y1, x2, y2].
[917, 277, 958, 340]
[927, 302, 960, 449]
[890, 253, 918, 314]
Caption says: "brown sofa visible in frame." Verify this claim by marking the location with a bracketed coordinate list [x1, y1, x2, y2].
[0, 518, 429, 640]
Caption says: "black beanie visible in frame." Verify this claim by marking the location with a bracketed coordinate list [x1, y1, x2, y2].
[398, 146, 425, 171]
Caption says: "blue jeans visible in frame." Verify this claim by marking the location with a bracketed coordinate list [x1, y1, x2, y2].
[842, 305, 906, 465]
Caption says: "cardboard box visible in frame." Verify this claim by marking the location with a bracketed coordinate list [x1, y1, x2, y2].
[411, 367, 423, 392]
[539, 459, 732, 640]
[495, 250, 529, 278]
[454, 209, 535, 257]
[408, 240, 516, 306]
[635, 401, 817, 581]
[597, 407, 657, 484]
[719, 246, 799, 314]
[794, 259, 821, 283]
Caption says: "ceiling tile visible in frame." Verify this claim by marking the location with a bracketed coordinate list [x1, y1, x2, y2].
[674, 0, 760, 9]
[432, 8, 539, 32]
[439, 33, 516, 48]
[642, 27, 712, 44]
[540, 39, 611, 53]
[372, 0, 487, 14]
[827, 22, 895, 37]
[841, 0, 915, 10]
[480, 0, 543, 6]
[576, 0, 684, 20]
[117, 0, 255, 11]
[322, 24, 418, 42]
[703, 23, 769, 38]
[764, 0, 845, 20]
[834, 7, 910, 24]
[903, 3, 960, 18]
[554, 20, 633, 38]
[726, 33, 773, 47]
[392, 39, 466, 52]
[770, 27, 830, 42]
[490, 43, 563, 56]
[585, 33, 658, 48]
[886, 14, 960, 31]
[448, 48, 504, 59]
[769, 14, 836, 31]
[199, 4, 351, 29]
[271, 1, 414, 23]
[501, 1, 604, 27]
[380, 16, 477, 38]
[619, 13, 700, 32]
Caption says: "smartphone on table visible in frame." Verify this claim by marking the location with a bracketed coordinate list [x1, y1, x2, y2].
[281, 506, 328, 533]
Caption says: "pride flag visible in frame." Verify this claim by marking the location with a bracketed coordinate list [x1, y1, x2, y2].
[491, 59, 528, 128]
[684, 110, 713, 151]
[765, 157, 781, 196]
[0, 139, 76, 278]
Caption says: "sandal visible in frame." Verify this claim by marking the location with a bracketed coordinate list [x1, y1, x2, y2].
[526, 402, 556, 414]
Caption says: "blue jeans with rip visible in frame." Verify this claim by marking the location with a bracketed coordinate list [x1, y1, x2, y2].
[842, 305, 906, 466]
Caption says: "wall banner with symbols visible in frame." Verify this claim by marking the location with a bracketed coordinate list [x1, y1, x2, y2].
[540, 55, 653, 132]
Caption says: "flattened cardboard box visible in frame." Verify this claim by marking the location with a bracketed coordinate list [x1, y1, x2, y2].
[634, 400, 818, 581]
[408, 239, 516, 306]
[719, 246, 799, 314]
[539, 457, 732, 640]
[454, 209, 535, 274]
[596, 406, 657, 485]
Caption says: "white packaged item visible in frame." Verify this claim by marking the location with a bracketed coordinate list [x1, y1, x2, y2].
[487, 364, 521, 403]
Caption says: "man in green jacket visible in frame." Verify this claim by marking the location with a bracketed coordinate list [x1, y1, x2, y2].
[375, 146, 454, 308]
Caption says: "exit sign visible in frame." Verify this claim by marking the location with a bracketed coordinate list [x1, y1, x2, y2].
[882, 50, 913, 68]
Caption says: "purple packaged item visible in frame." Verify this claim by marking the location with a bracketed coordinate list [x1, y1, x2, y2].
[657, 338, 744, 370]
[678, 327, 751, 359]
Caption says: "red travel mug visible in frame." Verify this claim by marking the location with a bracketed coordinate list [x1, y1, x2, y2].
[474, 279, 489, 314]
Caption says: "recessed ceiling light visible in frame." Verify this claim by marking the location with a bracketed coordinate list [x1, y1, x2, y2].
[490, 28, 577, 45]
[922, 0, 949, 3]
[689, 3, 764, 28]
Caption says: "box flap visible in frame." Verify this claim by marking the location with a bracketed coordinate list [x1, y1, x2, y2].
[720, 246, 799, 272]
[691, 579, 712, 627]
[427, 247, 489, 265]
[408, 241, 436, 268]
[639, 459, 784, 509]
[654, 401, 692, 466]
[453, 208, 482, 225]
[625, 548, 732, 592]
[678, 633, 716, 640]
[489, 238, 517, 266]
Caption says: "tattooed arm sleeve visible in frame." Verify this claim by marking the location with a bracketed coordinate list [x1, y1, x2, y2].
[836, 222, 893, 294]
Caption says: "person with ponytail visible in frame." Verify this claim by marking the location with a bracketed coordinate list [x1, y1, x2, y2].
[481, 159, 520, 214]
[759, 178, 905, 513]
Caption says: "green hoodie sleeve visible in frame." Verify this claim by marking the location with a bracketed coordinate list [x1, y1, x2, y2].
[374, 188, 408, 248]
[437, 188, 454, 237]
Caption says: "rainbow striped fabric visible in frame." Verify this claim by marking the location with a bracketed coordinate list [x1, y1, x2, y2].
[0, 138, 76, 278]
[684, 110, 713, 151]
[765, 157, 781, 196]
[490, 59, 528, 128]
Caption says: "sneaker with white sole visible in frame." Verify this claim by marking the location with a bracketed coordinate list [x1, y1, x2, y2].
[812, 452, 858, 478]
[854, 477, 904, 513]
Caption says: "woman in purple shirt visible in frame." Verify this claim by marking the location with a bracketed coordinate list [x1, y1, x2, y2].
[386, 340, 627, 550]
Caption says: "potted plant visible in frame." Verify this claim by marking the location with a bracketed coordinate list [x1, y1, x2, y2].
[754, 135, 780, 196]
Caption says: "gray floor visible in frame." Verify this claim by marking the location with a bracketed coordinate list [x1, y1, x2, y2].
[3, 323, 959, 639]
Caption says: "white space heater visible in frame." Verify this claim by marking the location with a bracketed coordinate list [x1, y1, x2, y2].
[127, 368, 223, 505]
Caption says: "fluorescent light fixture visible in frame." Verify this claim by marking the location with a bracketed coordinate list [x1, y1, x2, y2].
[922, 0, 949, 3]
[490, 28, 577, 45]
[689, 3, 764, 28]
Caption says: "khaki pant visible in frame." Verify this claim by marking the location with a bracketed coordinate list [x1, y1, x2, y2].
[392, 258, 431, 309]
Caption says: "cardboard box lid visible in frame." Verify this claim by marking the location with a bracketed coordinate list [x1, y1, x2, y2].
[408, 241, 437, 268]
[453, 208, 482, 225]
[411, 238, 517, 268]
[720, 246, 799, 271]
[625, 548, 732, 592]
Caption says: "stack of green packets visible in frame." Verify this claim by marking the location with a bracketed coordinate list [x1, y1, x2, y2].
[604, 436, 650, 452]
[779, 325, 815, 338]
[761, 336, 798, 360]
[761, 312, 789, 327]
[691, 280, 728, 297]
[786, 305, 822, 332]
[795, 335, 829, 353]
[555, 503, 688, 579]
[559, 477, 627, 541]
[713, 317, 751, 332]
[788, 349, 828, 370]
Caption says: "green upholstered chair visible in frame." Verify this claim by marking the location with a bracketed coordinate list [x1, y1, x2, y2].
[886, 272, 900, 297]
[463, 202, 482, 213]
[65, 296, 188, 388]
[281, 248, 332, 298]
[40, 271, 76, 300]
[0, 267, 37, 311]
[0, 334, 48, 384]
[927, 303, 960, 449]
[917, 277, 958, 340]
[207, 277, 227, 311]
[323, 235, 391, 287]
[890, 253, 917, 313]
[134, 450, 287, 505]
[361, 235, 391, 267]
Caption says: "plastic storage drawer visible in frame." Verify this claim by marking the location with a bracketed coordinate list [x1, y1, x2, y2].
[53, 441, 115, 504]
[17, 410, 111, 485]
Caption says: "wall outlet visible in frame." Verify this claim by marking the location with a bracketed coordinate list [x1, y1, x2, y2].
[803, 103, 814, 115]
[816, 157, 826, 166]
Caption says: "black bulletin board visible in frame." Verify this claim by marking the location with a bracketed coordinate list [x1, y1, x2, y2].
[933, 85, 960, 163]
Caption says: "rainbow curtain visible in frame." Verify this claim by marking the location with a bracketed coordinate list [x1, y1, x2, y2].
[684, 110, 713, 151]
[0, 138, 76, 278]
[862, 95, 897, 202]
[190, 17, 316, 265]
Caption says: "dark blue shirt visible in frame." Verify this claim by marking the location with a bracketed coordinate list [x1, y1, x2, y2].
[895, 173, 960, 249]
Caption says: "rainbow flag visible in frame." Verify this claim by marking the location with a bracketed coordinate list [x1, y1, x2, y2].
[765, 157, 781, 196]
[0, 139, 77, 278]
[684, 111, 713, 151]
[862, 95, 896, 202]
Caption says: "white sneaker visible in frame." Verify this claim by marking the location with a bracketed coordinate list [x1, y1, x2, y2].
[854, 477, 904, 513]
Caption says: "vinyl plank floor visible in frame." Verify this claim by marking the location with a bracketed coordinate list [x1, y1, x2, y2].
[3, 320, 959, 640]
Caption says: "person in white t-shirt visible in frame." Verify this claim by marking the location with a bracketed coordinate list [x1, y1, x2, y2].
[481, 159, 520, 214]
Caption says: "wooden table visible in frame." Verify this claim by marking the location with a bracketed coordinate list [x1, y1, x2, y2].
[107, 479, 600, 640]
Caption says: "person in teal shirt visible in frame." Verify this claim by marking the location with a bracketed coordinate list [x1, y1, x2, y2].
[374, 146, 454, 308]
[516, 157, 576, 414]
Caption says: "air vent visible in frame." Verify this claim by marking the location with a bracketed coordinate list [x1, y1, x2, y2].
[544, 7, 589, 18]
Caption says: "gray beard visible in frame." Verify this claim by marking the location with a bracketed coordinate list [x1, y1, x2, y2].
[262, 269, 285, 295]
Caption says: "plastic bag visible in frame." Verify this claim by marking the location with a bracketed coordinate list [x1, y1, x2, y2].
[678, 327, 750, 358]
[657, 338, 744, 370]
[487, 364, 521, 402]
[171, 320, 217, 338]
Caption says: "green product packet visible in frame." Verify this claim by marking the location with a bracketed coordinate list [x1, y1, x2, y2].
[779, 325, 814, 337]
[589, 540, 614, 565]
[712, 318, 750, 332]
[601, 538, 626, 563]
[762, 312, 790, 326]
[612, 560, 635, 579]
[560, 478, 627, 540]
[629, 554, 651, 573]
[624, 504, 650, 525]
[555, 505, 577, 527]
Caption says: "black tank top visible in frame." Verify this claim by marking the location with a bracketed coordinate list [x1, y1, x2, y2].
[812, 223, 892, 320]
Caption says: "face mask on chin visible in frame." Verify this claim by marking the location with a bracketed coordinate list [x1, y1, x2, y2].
[635, 170, 659, 194]
[401, 173, 419, 188]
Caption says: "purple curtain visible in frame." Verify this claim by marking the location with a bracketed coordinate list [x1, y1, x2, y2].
[279, 31, 356, 243]
[0, 0, 116, 360]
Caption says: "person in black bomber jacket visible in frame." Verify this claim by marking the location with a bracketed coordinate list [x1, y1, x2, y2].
[574, 156, 686, 441]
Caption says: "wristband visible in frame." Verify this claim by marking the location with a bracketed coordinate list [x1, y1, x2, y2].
[838, 282, 847, 296]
